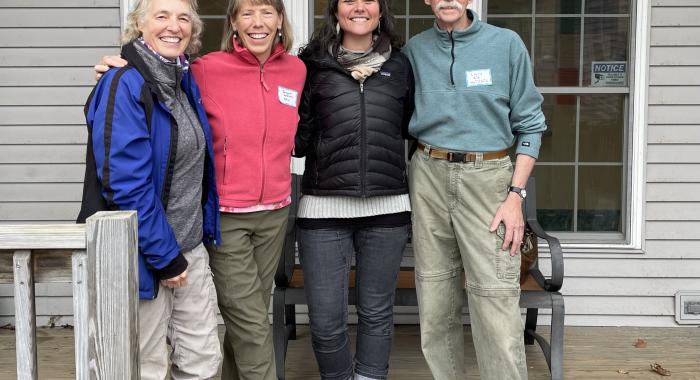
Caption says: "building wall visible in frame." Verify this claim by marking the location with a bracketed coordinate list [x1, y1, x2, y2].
[2, 0, 700, 327]
[0, 0, 121, 325]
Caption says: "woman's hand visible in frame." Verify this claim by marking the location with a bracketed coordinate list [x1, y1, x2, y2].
[94, 55, 129, 81]
[160, 270, 188, 289]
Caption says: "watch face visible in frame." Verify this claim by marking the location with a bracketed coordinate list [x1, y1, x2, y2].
[521, 189, 527, 198]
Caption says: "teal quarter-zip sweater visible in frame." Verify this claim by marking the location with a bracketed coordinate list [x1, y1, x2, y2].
[403, 10, 546, 158]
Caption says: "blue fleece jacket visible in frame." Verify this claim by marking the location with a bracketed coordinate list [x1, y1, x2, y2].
[403, 10, 546, 158]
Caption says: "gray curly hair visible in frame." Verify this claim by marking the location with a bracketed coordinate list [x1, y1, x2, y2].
[121, 0, 203, 54]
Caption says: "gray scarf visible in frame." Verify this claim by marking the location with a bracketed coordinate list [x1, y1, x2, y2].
[336, 33, 392, 82]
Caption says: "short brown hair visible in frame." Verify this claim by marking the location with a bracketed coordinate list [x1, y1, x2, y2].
[220, 0, 294, 52]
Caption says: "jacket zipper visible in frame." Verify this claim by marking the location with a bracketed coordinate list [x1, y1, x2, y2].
[449, 31, 456, 86]
[259, 63, 269, 202]
[223, 137, 228, 183]
[359, 80, 367, 197]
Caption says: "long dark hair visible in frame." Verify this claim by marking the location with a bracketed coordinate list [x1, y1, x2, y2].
[299, 0, 403, 60]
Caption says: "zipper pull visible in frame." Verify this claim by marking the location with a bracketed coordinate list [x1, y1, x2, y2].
[224, 138, 228, 155]
[260, 65, 270, 91]
[360, 82, 364, 93]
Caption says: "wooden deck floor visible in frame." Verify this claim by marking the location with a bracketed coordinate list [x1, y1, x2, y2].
[0, 325, 698, 379]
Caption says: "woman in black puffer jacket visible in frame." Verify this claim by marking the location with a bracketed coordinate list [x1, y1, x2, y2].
[293, 0, 414, 379]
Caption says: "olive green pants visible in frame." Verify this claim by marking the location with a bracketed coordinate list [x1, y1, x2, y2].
[208, 207, 289, 380]
[410, 150, 527, 380]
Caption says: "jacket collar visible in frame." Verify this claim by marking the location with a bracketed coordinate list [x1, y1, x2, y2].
[230, 37, 287, 66]
[433, 9, 482, 44]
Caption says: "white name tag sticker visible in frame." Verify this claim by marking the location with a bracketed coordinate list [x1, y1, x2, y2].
[466, 69, 492, 87]
[278, 86, 298, 107]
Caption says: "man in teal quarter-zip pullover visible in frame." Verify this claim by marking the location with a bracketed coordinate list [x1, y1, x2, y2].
[404, 1, 546, 379]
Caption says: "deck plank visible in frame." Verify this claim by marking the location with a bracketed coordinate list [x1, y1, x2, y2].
[0, 325, 698, 379]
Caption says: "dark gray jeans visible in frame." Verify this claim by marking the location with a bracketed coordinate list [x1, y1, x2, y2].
[298, 224, 409, 380]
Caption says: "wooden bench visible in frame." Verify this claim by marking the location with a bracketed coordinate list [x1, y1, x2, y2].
[273, 175, 565, 380]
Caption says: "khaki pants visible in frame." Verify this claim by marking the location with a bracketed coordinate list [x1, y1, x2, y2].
[139, 243, 221, 380]
[208, 208, 289, 380]
[409, 150, 527, 380]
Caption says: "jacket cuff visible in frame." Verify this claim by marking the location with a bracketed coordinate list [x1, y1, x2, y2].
[153, 253, 188, 280]
[514, 132, 542, 159]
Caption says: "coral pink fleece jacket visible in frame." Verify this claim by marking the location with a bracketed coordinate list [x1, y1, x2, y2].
[191, 40, 306, 208]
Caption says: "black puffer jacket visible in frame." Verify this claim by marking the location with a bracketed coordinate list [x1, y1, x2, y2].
[294, 49, 414, 197]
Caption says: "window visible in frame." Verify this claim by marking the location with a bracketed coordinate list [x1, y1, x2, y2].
[486, 0, 634, 241]
[198, 1, 228, 56]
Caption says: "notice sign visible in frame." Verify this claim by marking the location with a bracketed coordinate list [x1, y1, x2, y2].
[591, 61, 627, 87]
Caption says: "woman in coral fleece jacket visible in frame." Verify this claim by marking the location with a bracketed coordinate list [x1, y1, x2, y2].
[193, 0, 305, 378]
[188, 2, 305, 380]
[95, 0, 304, 378]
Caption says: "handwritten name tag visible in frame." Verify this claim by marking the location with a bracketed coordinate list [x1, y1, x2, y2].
[278, 86, 298, 107]
[466, 69, 492, 87]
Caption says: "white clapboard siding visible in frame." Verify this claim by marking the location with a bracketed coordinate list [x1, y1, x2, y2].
[647, 125, 700, 143]
[2, 106, 89, 125]
[0, 164, 85, 183]
[0, 48, 120, 67]
[0, 67, 103, 86]
[0, 9, 120, 27]
[0, 126, 87, 145]
[650, 47, 700, 65]
[0, 184, 83, 202]
[3, 0, 116, 6]
[0, 29, 120, 48]
[649, 66, 700, 85]
[0, 87, 93, 106]
[0, 145, 86, 164]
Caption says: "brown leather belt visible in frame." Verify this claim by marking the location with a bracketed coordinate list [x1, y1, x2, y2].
[417, 143, 508, 163]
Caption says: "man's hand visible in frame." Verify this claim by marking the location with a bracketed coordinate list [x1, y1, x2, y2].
[160, 270, 188, 289]
[94, 55, 128, 81]
[489, 193, 525, 257]
[489, 153, 536, 257]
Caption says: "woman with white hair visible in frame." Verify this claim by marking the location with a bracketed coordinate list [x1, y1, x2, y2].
[79, 0, 221, 378]
[93, 0, 306, 378]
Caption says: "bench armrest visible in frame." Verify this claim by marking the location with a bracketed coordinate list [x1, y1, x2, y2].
[526, 217, 563, 292]
[274, 174, 303, 287]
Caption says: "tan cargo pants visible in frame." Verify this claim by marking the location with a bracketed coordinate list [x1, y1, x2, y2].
[139, 243, 221, 380]
[409, 149, 527, 380]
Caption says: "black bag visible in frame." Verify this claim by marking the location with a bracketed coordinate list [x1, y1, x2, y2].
[76, 118, 109, 224]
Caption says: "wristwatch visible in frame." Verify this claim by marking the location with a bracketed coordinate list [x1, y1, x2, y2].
[508, 186, 527, 199]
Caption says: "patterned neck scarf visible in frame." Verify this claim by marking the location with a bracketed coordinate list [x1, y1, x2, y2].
[137, 37, 190, 72]
[335, 33, 391, 82]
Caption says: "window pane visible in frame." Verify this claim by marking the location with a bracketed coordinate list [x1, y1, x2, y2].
[579, 95, 625, 162]
[488, 17, 531, 54]
[408, 18, 434, 38]
[535, 17, 581, 86]
[315, 0, 329, 16]
[392, 0, 407, 15]
[199, 0, 227, 15]
[533, 166, 575, 231]
[582, 17, 629, 86]
[586, 0, 629, 14]
[578, 166, 622, 232]
[536, 0, 582, 14]
[198, 18, 225, 57]
[409, 0, 435, 16]
[538, 94, 576, 162]
[488, 0, 532, 14]
[313, 17, 324, 33]
[394, 17, 408, 45]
